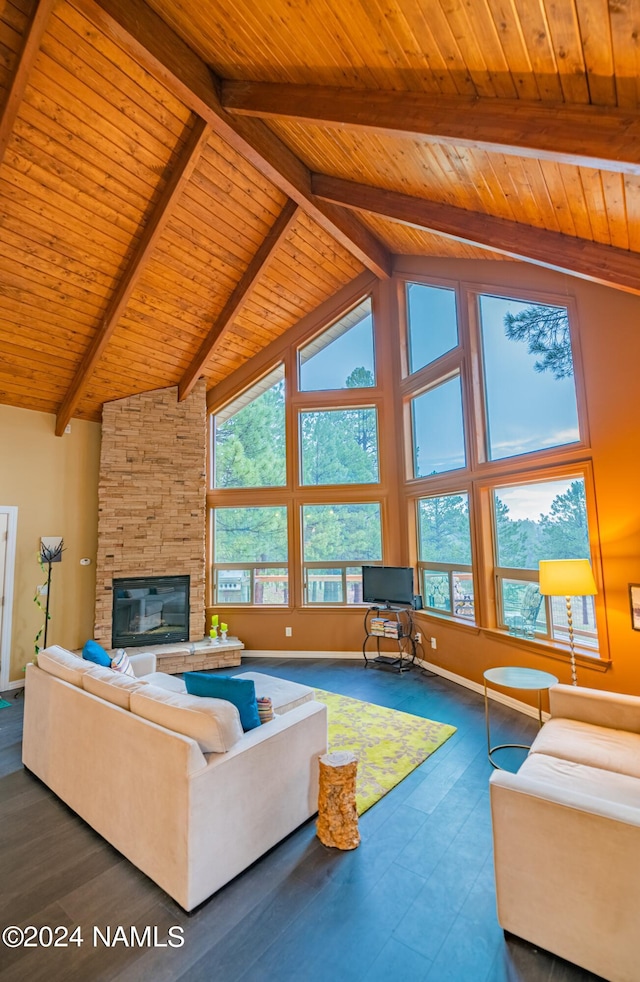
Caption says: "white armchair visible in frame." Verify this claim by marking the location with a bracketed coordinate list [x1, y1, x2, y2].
[490, 684, 640, 982]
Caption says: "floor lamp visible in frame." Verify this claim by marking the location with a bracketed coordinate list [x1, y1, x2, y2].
[538, 559, 597, 686]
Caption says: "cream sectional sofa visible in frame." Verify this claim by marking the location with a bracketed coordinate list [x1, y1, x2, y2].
[490, 683, 640, 982]
[22, 646, 327, 911]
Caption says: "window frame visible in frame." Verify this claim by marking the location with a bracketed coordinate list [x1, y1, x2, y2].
[415, 488, 476, 622]
[206, 276, 400, 611]
[399, 271, 607, 661]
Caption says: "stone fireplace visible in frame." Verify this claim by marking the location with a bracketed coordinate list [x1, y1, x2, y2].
[112, 574, 190, 648]
[94, 383, 207, 649]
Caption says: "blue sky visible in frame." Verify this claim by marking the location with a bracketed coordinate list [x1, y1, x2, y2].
[407, 283, 458, 371]
[480, 295, 579, 459]
[299, 314, 375, 389]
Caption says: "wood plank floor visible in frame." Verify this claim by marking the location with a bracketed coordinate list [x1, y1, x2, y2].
[0, 658, 605, 982]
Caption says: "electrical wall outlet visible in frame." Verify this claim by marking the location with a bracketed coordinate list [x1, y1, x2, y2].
[415, 632, 421, 644]
[285, 626, 292, 637]
[430, 637, 437, 649]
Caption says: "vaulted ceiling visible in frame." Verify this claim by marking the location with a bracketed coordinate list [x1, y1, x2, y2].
[1, 0, 639, 433]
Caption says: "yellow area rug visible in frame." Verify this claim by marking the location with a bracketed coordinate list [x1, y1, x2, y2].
[314, 689, 457, 815]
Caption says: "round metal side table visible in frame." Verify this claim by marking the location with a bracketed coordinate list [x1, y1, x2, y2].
[483, 666, 558, 770]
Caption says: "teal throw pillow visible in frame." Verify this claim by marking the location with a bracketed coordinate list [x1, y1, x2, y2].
[82, 639, 112, 667]
[183, 673, 261, 731]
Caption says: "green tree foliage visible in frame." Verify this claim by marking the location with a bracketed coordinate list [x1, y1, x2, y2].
[214, 365, 382, 585]
[346, 366, 374, 389]
[419, 494, 471, 564]
[214, 381, 286, 488]
[504, 303, 573, 380]
[301, 367, 378, 486]
[495, 480, 589, 570]
[214, 507, 287, 564]
[538, 480, 590, 559]
[303, 504, 382, 563]
[494, 497, 540, 569]
[301, 408, 378, 485]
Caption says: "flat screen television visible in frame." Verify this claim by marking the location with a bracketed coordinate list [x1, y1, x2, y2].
[361, 565, 414, 607]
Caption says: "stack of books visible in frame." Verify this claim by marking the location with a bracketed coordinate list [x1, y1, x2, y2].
[370, 618, 401, 639]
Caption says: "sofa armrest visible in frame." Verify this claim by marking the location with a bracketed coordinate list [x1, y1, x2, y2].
[549, 683, 640, 733]
[204, 699, 327, 763]
[490, 769, 640, 981]
[490, 768, 640, 826]
[129, 652, 157, 677]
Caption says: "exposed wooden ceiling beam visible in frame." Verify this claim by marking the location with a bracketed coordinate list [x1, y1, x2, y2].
[70, 0, 391, 279]
[55, 119, 211, 436]
[179, 199, 299, 402]
[222, 81, 640, 176]
[312, 173, 640, 296]
[0, 0, 58, 167]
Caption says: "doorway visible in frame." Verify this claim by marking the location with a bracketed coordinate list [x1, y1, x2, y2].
[0, 507, 18, 692]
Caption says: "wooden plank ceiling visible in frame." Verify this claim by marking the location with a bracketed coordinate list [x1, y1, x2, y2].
[1, 0, 640, 428]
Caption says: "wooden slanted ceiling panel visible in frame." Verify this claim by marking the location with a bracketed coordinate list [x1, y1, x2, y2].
[0, 2, 193, 417]
[144, 0, 621, 107]
[356, 213, 510, 260]
[265, 118, 640, 255]
[76, 127, 362, 414]
[184, 209, 365, 387]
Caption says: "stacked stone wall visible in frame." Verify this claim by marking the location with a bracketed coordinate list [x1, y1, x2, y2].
[94, 383, 206, 646]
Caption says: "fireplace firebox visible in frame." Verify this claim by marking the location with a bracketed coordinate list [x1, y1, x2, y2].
[112, 575, 189, 648]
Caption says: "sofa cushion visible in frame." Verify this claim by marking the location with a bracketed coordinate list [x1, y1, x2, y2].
[129, 685, 243, 752]
[184, 673, 261, 731]
[530, 717, 640, 780]
[233, 671, 315, 715]
[82, 638, 112, 668]
[519, 752, 640, 809]
[37, 645, 97, 686]
[83, 666, 148, 710]
[141, 672, 187, 693]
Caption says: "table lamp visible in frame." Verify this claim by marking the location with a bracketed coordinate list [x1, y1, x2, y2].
[538, 559, 597, 686]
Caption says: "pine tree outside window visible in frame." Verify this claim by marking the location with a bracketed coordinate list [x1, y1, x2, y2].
[417, 492, 474, 619]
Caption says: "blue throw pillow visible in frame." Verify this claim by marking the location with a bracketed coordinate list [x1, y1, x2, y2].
[184, 673, 261, 731]
[82, 638, 112, 667]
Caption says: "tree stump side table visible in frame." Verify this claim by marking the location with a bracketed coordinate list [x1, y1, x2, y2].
[316, 751, 360, 850]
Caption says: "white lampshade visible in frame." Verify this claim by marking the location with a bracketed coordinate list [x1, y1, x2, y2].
[538, 559, 597, 597]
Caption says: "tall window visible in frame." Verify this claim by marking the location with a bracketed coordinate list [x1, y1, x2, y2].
[411, 375, 466, 477]
[406, 283, 458, 373]
[209, 291, 385, 609]
[404, 279, 600, 656]
[213, 366, 285, 488]
[417, 492, 474, 619]
[479, 295, 580, 461]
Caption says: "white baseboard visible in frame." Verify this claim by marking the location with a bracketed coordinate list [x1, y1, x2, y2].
[4, 679, 24, 691]
[246, 649, 359, 661]
[245, 649, 546, 721]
